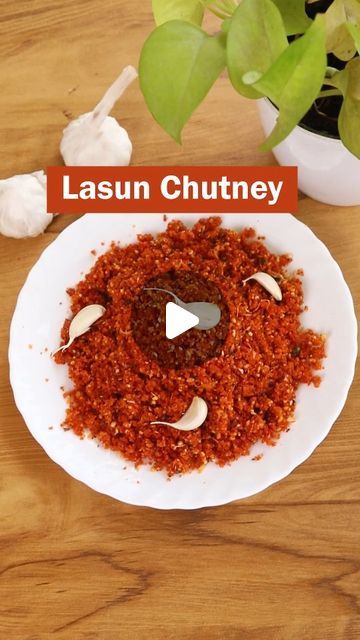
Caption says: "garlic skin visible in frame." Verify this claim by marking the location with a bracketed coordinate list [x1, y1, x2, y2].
[60, 114, 132, 166]
[0, 171, 53, 239]
[60, 65, 137, 167]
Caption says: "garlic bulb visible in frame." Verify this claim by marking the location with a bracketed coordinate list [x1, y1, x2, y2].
[0, 171, 53, 239]
[60, 65, 137, 166]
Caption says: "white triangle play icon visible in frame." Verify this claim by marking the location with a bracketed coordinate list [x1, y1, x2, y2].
[166, 302, 199, 339]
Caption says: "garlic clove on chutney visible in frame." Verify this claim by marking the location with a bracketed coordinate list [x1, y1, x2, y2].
[243, 272, 282, 301]
[151, 396, 208, 432]
[0, 171, 53, 239]
[60, 65, 137, 167]
[52, 304, 106, 355]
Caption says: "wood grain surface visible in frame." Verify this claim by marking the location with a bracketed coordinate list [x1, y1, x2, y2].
[0, 2, 359, 639]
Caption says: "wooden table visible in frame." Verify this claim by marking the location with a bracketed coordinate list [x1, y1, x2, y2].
[1, 2, 359, 639]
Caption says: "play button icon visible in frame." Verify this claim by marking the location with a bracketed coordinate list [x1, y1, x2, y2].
[131, 270, 230, 369]
[166, 302, 199, 339]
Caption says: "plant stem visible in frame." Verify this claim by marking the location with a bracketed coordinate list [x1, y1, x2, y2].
[325, 66, 339, 78]
[221, 0, 238, 13]
[207, 5, 229, 19]
[317, 89, 342, 98]
[215, 1, 231, 15]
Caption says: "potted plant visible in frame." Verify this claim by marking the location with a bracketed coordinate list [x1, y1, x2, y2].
[139, 0, 360, 206]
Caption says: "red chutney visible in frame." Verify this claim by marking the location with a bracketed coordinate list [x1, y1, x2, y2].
[54, 217, 326, 476]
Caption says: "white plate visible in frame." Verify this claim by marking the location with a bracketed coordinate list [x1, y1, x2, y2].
[9, 214, 357, 509]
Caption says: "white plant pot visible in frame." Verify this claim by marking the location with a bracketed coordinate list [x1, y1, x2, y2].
[258, 98, 360, 206]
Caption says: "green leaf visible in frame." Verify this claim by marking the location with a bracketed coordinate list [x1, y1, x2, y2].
[227, 0, 288, 99]
[271, 0, 311, 35]
[347, 21, 360, 52]
[221, 17, 232, 33]
[346, 0, 360, 52]
[345, 0, 360, 22]
[325, 0, 356, 60]
[152, 0, 204, 26]
[331, 58, 360, 158]
[139, 21, 226, 142]
[245, 16, 326, 150]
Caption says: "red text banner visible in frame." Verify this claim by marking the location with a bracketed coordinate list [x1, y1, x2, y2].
[47, 166, 297, 214]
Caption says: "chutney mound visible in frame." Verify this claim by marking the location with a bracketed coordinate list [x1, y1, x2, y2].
[54, 217, 326, 476]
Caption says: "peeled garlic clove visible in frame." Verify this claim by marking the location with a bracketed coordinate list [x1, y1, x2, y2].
[52, 304, 105, 355]
[243, 272, 282, 301]
[68, 303, 106, 340]
[151, 397, 208, 432]
[0, 171, 53, 239]
[60, 65, 137, 167]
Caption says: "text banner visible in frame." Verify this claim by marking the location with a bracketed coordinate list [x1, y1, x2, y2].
[47, 166, 297, 214]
